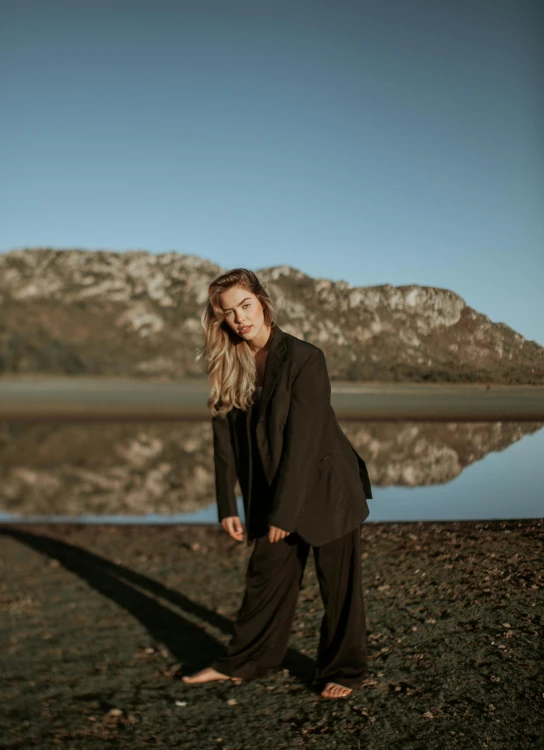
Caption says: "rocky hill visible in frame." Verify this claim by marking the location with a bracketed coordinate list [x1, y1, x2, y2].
[0, 247, 542, 383]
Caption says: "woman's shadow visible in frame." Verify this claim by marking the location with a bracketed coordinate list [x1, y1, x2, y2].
[0, 526, 315, 687]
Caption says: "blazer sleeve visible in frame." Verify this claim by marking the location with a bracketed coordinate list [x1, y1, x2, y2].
[268, 348, 330, 532]
[211, 413, 238, 521]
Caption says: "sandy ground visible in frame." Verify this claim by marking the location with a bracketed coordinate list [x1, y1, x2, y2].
[0, 520, 542, 750]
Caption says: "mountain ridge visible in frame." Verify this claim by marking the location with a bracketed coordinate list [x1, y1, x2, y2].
[0, 247, 542, 384]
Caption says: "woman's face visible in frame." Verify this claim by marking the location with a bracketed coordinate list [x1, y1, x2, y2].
[219, 284, 267, 343]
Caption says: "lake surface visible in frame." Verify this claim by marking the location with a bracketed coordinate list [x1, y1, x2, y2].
[1, 424, 542, 524]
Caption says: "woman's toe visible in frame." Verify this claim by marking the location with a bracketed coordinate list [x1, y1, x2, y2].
[321, 682, 353, 698]
[182, 668, 227, 684]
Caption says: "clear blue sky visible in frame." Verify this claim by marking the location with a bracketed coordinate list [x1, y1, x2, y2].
[1, 0, 542, 344]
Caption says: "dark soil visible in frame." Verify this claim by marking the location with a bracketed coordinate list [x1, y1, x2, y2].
[1, 520, 542, 749]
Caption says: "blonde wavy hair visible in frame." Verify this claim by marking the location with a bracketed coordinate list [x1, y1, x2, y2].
[196, 268, 276, 418]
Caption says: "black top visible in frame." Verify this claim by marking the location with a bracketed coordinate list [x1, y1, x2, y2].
[247, 386, 271, 537]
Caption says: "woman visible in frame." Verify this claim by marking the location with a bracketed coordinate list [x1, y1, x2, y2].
[183, 268, 373, 699]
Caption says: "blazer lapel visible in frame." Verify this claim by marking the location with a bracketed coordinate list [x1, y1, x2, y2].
[257, 323, 288, 423]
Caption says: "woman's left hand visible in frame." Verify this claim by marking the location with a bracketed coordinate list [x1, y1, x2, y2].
[268, 525, 291, 543]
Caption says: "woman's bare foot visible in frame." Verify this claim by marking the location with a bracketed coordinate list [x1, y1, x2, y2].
[181, 667, 242, 684]
[320, 682, 353, 699]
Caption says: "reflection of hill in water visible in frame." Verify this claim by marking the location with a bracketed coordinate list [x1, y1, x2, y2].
[341, 421, 543, 487]
[1, 421, 542, 517]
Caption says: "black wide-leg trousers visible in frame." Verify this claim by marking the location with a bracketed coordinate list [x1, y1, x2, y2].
[211, 526, 367, 688]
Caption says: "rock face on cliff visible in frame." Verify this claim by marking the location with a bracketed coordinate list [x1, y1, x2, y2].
[0, 247, 542, 383]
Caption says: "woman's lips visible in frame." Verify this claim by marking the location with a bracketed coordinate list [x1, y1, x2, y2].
[239, 325, 252, 334]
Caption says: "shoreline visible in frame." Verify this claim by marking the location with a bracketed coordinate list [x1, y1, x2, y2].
[2, 373, 544, 387]
[1, 519, 542, 749]
[2, 379, 544, 423]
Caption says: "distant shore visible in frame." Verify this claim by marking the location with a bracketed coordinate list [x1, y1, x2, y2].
[1, 378, 543, 422]
[1, 519, 542, 749]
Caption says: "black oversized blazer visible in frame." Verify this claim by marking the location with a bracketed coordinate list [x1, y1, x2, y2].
[211, 323, 373, 547]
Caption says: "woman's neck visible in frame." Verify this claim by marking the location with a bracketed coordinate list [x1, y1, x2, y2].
[248, 324, 273, 356]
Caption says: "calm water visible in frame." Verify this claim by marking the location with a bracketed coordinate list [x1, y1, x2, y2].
[1, 425, 542, 524]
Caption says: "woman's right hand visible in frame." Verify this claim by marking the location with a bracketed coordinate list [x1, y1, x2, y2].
[221, 516, 245, 542]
